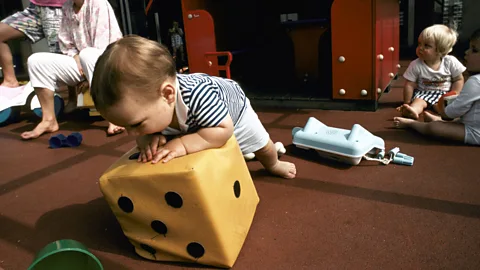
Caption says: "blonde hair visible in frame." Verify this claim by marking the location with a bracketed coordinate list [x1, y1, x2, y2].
[91, 35, 176, 112]
[420, 24, 458, 56]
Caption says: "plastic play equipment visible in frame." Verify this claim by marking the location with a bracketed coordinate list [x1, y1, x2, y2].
[292, 117, 413, 166]
[28, 239, 103, 270]
[0, 81, 101, 126]
[0, 82, 65, 125]
[0, 85, 31, 125]
[179, 0, 399, 110]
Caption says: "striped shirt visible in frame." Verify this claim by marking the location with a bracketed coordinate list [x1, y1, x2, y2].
[176, 73, 247, 132]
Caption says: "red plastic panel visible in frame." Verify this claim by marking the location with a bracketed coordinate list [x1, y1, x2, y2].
[331, 0, 374, 100]
[182, 9, 218, 75]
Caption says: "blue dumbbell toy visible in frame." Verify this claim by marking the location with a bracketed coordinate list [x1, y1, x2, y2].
[49, 132, 83, 149]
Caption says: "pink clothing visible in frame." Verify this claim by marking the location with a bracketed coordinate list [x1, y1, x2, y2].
[30, 0, 67, 8]
[58, 0, 123, 57]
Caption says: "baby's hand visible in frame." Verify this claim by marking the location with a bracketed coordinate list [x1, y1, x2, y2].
[136, 134, 167, 163]
[152, 138, 187, 164]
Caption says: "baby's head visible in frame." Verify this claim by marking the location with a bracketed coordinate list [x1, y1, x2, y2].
[465, 28, 480, 74]
[417, 24, 458, 60]
[91, 35, 177, 136]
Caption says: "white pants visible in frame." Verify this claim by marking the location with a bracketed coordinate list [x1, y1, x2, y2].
[27, 47, 103, 91]
[234, 98, 270, 154]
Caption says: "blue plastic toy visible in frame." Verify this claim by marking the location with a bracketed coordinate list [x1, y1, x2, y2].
[49, 132, 83, 149]
[292, 117, 414, 166]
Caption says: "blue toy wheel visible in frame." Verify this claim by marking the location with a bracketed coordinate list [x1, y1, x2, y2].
[0, 106, 21, 126]
[33, 95, 65, 118]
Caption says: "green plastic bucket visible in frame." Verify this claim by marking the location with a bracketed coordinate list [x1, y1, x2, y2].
[28, 239, 103, 270]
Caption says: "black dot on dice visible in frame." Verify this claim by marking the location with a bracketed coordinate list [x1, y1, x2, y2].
[165, 192, 183, 208]
[140, 243, 156, 255]
[118, 196, 134, 213]
[151, 220, 167, 235]
[129, 152, 140, 160]
[233, 180, 241, 198]
[186, 242, 205, 258]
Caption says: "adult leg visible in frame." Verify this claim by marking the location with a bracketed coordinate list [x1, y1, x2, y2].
[393, 116, 465, 143]
[1, 5, 46, 88]
[22, 52, 83, 139]
[78, 48, 125, 136]
[0, 23, 26, 88]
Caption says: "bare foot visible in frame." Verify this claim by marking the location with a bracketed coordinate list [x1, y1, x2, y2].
[64, 101, 78, 114]
[21, 119, 59, 140]
[267, 161, 296, 179]
[0, 80, 20, 88]
[393, 116, 415, 129]
[423, 111, 442, 122]
[401, 104, 419, 120]
[107, 123, 125, 136]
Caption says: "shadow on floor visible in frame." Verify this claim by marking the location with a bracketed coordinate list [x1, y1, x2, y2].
[33, 198, 219, 269]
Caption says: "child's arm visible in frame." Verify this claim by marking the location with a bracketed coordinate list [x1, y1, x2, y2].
[443, 76, 480, 119]
[450, 74, 464, 94]
[151, 115, 234, 164]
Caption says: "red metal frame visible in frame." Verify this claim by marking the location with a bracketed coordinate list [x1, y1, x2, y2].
[204, 52, 233, 79]
[181, 0, 400, 102]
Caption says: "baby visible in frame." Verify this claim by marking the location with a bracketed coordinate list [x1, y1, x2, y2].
[394, 28, 480, 145]
[397, 24, 466, 119]
[90, 35, 296, 179]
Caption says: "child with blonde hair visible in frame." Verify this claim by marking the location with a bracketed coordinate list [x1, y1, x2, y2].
[397, 24, 466, 119]
[90, 35, 296, 179]
[394, 29, 480, 145]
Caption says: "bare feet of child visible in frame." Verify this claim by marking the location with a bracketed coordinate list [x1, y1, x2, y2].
[255, 140, 296, 179]
[21, 119, 59, 140]
[107, 123, 125, 136]
[400, 104, 419, 120]
[423, 111, 442, 122]
[267, 160, 297, 179]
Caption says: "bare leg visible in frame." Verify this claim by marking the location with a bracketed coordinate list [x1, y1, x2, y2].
[254, 139, 296, 179]
[21, 88, 59, 140]
[63, 85, 78, 114]
[423, 111, 442, 122]
[401, 98, 428, 120]
[393, 116, 465, 143]
[0, 23, 26, 87]
[179, 46, 185, 62]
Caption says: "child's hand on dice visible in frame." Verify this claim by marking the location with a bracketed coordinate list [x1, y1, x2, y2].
[152, 138, 187, 164]
[136, 133, 167, 162]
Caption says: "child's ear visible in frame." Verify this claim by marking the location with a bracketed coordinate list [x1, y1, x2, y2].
[159, 82, 176, 104]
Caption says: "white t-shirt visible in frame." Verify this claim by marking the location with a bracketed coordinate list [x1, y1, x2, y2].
[403, 55, 466, 92]
[445, 74, 480, 128]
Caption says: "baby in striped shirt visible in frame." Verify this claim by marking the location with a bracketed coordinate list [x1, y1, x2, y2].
[90, 35, 296, 179]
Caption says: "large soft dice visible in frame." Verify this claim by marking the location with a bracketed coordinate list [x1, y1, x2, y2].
[99, 136, 260, 268]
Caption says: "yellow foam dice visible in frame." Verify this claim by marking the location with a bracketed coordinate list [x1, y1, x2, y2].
[99, 136, 260, 268]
